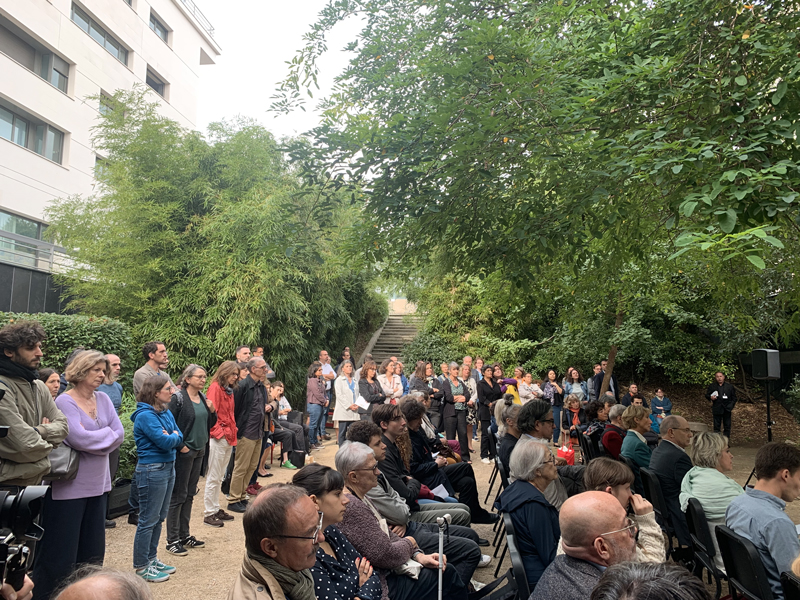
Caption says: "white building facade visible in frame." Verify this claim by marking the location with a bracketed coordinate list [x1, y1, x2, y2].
[0, 0, 220, 312]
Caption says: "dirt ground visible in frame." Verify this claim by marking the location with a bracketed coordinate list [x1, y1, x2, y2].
[103, 430, 799, 599]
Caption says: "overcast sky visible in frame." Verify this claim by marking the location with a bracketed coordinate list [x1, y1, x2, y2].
[195, 0, 360, 139]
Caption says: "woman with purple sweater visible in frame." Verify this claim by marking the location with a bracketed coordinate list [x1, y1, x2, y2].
[32, 350, 124, 600]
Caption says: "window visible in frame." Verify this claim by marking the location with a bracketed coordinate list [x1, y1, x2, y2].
[149, 13, 169, 44]
[40, 54, 69, 93]
[0, 104, 64, 164]
[99, 92, 115, 115]
[0, 210, 45, 267]
[71, 4, 128, 65]
[146, 68, 166, 97]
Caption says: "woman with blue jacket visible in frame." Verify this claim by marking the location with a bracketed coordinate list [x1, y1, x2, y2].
[563, 369, 588, 405]
[131, 376, 184, 583]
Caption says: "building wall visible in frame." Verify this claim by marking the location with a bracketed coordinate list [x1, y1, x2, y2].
[0, 0, 220, 272]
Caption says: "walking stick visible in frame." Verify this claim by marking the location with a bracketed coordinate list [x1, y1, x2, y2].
[436, 514, 451, 600]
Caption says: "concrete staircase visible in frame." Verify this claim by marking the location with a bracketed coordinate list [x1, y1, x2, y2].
[371, 315, 423, 364]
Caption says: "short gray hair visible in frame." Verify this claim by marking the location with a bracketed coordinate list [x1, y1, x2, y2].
[687, 432, 728, 469]
[448, 361, 459, 371]
[54, 565, 153, 600]
[509, 438, 549, 482]
[608, 404, 626, 421]
[335, 441, 375, 477]
[247, 356, 266, 370]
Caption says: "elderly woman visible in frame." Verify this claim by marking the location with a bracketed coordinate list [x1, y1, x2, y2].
[620, 405, 652, 469]
[494, 395, 521, 476]
[680, 432, 743, 572]
[357, 359, 386, 421]
[583, 400, 609, 456]
[494, 438, 560, 590]
[32, 350, 125, 599]
[334, 442, 469, 600]
[578, 457, 665, 562]
[601, 404, 627, 459]
[377, 359, 403, 403]
[442, 362, 471, 461]
[292, 463, 382, 600]
[334, 360, 361, 444]
[560, 393, 587, 445]
[166, 364, 216, 556]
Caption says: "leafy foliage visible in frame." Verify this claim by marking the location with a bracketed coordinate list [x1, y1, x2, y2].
[45, 89, 387, 402]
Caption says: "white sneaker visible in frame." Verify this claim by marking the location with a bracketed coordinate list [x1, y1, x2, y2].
[477, 554, 492, 568]
[471, 579, 487, 590]
[481, 457, 491, 464]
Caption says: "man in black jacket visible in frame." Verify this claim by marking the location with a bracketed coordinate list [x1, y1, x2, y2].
[592, 359, 619, 402]
[705, 371, 736, 439]
[648, 415, 694, 547]
[227, 357, 270, 512]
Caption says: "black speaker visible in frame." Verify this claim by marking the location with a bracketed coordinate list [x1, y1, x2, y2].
[752, 349, 780, 380]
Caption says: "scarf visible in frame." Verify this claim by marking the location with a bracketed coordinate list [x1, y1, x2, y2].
[570, 408, 580, 427]
[247, 551, 316, 600]
[0, 354, 37, 383]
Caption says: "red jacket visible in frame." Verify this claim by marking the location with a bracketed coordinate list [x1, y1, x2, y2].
[601, 423, 626, 460]
[208, 381, 237, 446]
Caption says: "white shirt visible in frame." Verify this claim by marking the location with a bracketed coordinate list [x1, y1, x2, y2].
[321, 363, 335, 390]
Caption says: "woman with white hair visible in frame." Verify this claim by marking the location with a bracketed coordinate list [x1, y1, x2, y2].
[334, 442, 468, 600]
[680, 432, 743, 572]
[494, 438, 560, 590]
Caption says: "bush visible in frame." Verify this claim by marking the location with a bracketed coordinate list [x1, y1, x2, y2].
[117, 392, 138, 479]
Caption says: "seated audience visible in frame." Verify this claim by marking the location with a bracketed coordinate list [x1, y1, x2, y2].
[494, 439, 560, 589]
[495, 396, 521, 476]
[590, 562, 711, 600]
[291, 464, 382, 600]
[405, 391, 461, 462]
[650, 388, 673, 416]
[374, 403, 496, 524]
[582, 400, 608, 455]
[620, 405, 652, 469]
[559, 394, 587, 445]
[648, 415, 693, 547]
[228, 484, 321, 600]
[531, 491, 637, 600]
[334, 442, 469, 600]
[726, 442, 800, 599]
[680, 432, 742, 573]
[621, 384, 648, 408]
[577, 458, 665, 562]
[53, 565, 153, 600]
[601, 404, 626, 459]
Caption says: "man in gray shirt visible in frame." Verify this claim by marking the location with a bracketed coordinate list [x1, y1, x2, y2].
[726, 442, 800, 599]
[132, 341, 174, 395]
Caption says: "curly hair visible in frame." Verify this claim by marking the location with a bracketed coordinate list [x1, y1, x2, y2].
[0, 321, 46, 353]
[395, 432, 412, 471]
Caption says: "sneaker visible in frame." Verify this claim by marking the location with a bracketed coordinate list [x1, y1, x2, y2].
[128, 512, 139, 526]
[105, 519, 117, 529]
[182, 535, 205, 548]
[246, 484, 261, 496]
[481, 457, 491, 464]
[215, 509, 234, 521]
[165, 541, 188, 556]
[136, 563, 170, 583]
[281, 460, 298, 470]
[151, 558, 176, 574]
[227, 501, 247, 513]
[322, 434, 332, 441]
[204, 514, 224, 528]
[477, 554, 492, 568]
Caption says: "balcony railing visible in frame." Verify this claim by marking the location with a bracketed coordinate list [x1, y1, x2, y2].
[179, 0, 215, 38]
[0, 230, 70, 273]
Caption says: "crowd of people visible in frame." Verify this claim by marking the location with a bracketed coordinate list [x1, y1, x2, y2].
[0, 316, 795, 600]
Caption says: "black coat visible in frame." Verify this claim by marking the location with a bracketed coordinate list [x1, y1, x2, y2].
[648, 440, 693, 546]
[357, 378, 386, 418]
[408, 428, 453, 495]
[409, 376, 444, 414]
[440, 377, 471, 420]
[705, 381, 737, 415]
[168, 388, 216, 451]
[379, 434, 422, 510]
[592, 371, 620, 402]
[477, 378, 503, 421]
[233, 376, 268, 434]
[560, 407, 587, 432]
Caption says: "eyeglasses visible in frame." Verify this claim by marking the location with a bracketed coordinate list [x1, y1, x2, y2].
[599, 517, 639, 541]
[353, 463, 380, 473]
[251, 365, 267, 371]
[274, 511, 323, 541]
[672, 427, 693, 433]
[539, 419, 555, 424]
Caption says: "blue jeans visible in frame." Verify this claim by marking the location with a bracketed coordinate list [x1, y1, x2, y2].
[552, 406, 562, 443]
[307, 404, 325, 445]
[418, 497, 459, 504]
[133, 461, 175, 569]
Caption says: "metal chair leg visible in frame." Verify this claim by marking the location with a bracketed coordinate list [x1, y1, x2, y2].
[484, 464, 498, 504]
[494, 543, 507, 578]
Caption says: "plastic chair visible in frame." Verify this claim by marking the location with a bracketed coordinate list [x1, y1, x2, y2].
[499, 512, 530, 599]
[685, 498, 726, 600]
[781, 572, 800, 600]
[640, 467, 676, 556]
[715, 525, 775, 600]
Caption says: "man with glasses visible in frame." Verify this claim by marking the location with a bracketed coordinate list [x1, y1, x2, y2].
[648, 415, 693, 548]
[227, 357, 271, 513]
[228, 484, 322, 600]
[531, 492, 637, 600]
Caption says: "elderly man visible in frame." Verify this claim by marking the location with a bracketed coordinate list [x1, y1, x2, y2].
[53, 565, 152, 600]
[531, 492, 638, 600]
[228, 484, 321, 600]
[648, 415, 693, 547]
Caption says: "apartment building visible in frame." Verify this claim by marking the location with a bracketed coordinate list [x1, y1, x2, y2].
[0, 0, 220, 312]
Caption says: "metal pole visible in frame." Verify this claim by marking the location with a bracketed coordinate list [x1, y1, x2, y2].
[766, 380, 773, 443]
[436, 514, 450, 600]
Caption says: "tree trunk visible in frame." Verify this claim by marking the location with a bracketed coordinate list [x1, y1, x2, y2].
[599, 308, 625, 398]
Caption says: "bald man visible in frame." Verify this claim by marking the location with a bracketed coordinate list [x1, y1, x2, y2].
[54, 566, 152, 600]
[531, 492, 637, 600]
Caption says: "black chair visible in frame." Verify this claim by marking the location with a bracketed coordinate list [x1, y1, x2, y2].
[485, 461, 499, 504]
[715, 525, 775, 600]
[620, 454, 644, 496]
[500, 512, 530, 599]
[685, 498, 727, 600]
[468, 568, 519, 600]
[781, 572, 800, 600]
[492, 457, 510, 554]
[639, 467, 677, 557]
[578, 433, 597, 465]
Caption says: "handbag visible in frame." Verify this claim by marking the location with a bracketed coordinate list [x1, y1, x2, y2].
[46, 443, 80, 481]
[557, 440, 575, 466]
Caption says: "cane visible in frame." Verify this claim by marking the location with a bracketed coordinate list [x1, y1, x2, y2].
[436, 514, 451, 600]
